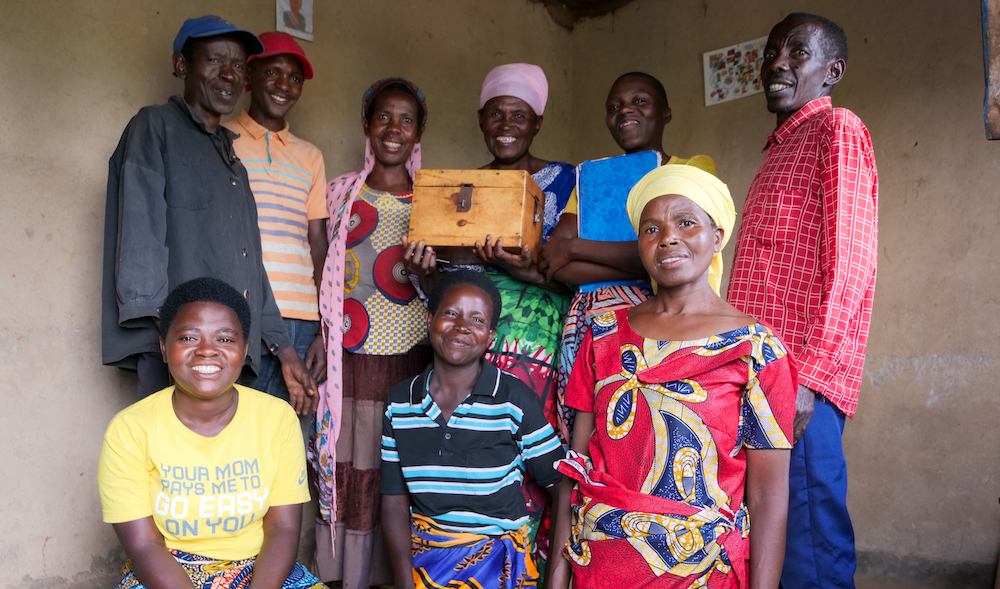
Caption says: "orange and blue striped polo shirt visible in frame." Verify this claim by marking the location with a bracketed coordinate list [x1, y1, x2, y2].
[225, 110, 328, 321]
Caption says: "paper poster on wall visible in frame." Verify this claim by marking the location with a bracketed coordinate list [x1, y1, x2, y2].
[703, 36, 766, 106]
[276, 0, 313, 42]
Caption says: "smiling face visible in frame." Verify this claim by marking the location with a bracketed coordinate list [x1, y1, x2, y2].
[160, 301, 248, 402]
[427, 284, 497, 369]
[479, 95, 542, 167]
[363, 89, 422, 168]
[637, 194, 723, 290]
[605, 75, 671, 154]
[174, 36, 248, 131]
[761, 18, 844, 125]
[247, 54, 304, 130]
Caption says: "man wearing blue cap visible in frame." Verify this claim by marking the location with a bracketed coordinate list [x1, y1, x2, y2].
[102, 15, 319, 411]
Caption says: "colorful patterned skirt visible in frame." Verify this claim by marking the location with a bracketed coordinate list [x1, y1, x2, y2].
[554, 285, 651, 440]
[557, 453, 745, 589]
[116, 549, 327, 589]
[312, 346, 434, 586]
[482, 272, 570, 569]
[411, 514, 538, 589]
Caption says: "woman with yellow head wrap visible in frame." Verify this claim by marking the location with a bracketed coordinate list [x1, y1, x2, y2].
[550, 164, 797, 589]
[625, 164, 736, 294]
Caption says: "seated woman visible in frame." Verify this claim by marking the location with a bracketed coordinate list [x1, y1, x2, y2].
[403, 63, 574, 565]
[539, 72, 716, 443]
[98, 277, 325, 589]
[548, 166, 795, 589]
[380, 270, 567, 589]
[312, 77, 433, 587]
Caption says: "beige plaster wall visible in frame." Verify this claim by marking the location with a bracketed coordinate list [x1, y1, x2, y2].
[568, 0, 1000, 577]
[3, 0, 999, 587]
[0, 1, 571, 587]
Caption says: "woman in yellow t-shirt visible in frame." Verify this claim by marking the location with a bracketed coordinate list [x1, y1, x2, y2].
[98, 277, 325, 589]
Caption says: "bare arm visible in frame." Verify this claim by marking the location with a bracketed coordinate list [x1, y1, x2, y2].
[547, 411, 595, 589]
[307, 219, 329, 290]
[745, 448, 790, 589]
[540, 214, 647, 283]
[111, 518, 196, 589]
[382, 494, 415, 589]
[552, 259, 647, 287]
[304, 218, 329, 382]
[565, 239, 647, 275]
[247, 503, 303, 589]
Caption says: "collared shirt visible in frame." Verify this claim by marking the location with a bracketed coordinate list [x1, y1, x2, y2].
[727, 97, 878, 417]
[380, 361, 565, 535]
[224, 111, 328, 321]
[102, 95, 292, 375]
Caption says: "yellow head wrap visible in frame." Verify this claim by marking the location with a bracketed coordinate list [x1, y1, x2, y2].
[625, 164, 736, 294]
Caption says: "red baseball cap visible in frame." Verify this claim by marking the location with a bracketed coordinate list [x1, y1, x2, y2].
[248, 32, 313, 80]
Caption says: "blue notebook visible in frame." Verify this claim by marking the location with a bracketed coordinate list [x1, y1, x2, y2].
[576, 151, 660, 293]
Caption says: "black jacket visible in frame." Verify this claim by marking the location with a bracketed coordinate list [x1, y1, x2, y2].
[102, 95, 291, 374]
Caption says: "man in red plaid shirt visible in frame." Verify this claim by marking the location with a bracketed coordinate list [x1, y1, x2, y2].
[727, 13, 878, 589]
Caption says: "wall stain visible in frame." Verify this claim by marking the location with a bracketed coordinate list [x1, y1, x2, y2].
[864, 353, 995, 392]
[857, 549, 994, 588]
[5, 547, 123, 589]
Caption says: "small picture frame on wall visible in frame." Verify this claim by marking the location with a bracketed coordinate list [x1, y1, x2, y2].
[276, 0, 313, 42]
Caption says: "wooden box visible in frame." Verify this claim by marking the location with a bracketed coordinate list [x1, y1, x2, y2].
[409, 169, 544, 265]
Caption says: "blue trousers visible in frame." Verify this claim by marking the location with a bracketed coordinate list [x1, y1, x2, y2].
[781, 395, 856, 589]
[254, 318, 319, 402]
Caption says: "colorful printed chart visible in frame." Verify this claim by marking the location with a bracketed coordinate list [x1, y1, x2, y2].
[703, 36, 767, 106]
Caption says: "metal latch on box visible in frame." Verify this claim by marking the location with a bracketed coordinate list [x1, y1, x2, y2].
[452, 184, 474, 212]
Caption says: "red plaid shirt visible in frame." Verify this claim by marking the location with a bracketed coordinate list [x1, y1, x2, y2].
[728, 97, 878, 418]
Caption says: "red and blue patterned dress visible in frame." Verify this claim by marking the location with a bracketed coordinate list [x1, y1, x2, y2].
[558, 309, 796, 588]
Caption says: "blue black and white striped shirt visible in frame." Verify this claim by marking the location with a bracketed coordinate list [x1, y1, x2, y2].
[380, 361, 565, 535]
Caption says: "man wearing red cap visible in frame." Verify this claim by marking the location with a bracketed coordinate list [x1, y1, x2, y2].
[102, 17, 318, 409]
[223, 32, 329, 409]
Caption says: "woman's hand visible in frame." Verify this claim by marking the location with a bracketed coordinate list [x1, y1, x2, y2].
[477, 236, 569, 293]
[538, 236, 575, 282]
[475, 236, 541, 282]
[112, 518, 196, 589]
[401, 235, 441, 294]
[247, 504, 302, 589]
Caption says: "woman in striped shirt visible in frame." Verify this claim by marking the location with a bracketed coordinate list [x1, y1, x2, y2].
[380, 270, 566, 589]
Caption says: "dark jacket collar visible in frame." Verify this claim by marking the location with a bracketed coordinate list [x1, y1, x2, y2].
[168, 94, 238, 142]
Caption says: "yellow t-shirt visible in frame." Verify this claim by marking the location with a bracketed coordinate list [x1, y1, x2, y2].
[97, 385, 310, 560]
[561, 154, 717, 215]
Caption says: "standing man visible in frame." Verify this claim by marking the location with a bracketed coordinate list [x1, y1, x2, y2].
[102, 16, 318, 412]
[727, 13, 878, 589]
[223, 32, 328, 406]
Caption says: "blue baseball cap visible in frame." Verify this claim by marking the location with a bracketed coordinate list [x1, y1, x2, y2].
[173, 15, 264, 55]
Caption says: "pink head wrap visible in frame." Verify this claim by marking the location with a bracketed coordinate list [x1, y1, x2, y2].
[479, 63, 548, 116]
